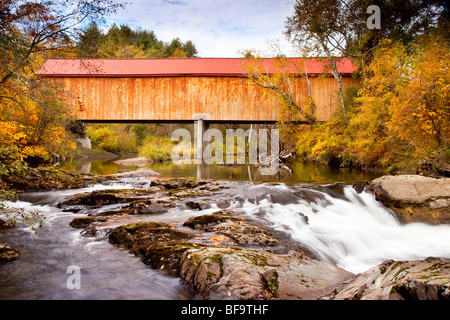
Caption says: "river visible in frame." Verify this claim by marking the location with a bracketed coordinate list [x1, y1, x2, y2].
[1, 159, 450, 300]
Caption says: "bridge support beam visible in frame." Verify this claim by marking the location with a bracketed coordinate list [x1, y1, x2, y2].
[194, 116, 209, 164]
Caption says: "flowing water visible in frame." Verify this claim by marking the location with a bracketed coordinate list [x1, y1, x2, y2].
[228, 183, 450, 274]
[1, 160, 450, 299]
[0, 182, 191, 300]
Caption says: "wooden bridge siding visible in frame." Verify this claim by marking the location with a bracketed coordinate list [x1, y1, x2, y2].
[57, 76, 360, 121]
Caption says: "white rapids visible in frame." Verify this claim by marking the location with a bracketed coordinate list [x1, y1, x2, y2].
[233, 184, 450, 274]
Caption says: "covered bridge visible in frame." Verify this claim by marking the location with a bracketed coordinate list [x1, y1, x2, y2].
[37, 57, 359, 123]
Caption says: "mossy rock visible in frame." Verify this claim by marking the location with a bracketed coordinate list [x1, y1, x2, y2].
[61, 188, 155, 207]
[183, 212, 279, 247]
[183, 211, 239, 230]
[108, 221, 201, 276]
[150, 177, 199, 189]
[93, 199, 175, 216]
[142, 242, 202, 277]
[69, 216, 108, 229]
[8, 167, 96, 192]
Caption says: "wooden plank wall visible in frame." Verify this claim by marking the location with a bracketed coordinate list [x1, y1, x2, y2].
[56, 76, 360, 122]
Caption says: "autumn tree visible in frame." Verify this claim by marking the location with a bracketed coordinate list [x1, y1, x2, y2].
[285, 0, 449, 112]
[241, 45, 320, 158]
[285, 0, 350, 112]
[0, 0, 124, 85]
[0, 0, 124, 167]
[350, 37, 450, 168]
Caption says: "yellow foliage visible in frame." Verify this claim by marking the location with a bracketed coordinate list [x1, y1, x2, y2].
[282, 35, 449, 171]
[0, 51, 76, 165]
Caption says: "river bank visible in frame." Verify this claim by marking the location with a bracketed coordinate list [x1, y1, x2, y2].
[1, 166, 449, 300]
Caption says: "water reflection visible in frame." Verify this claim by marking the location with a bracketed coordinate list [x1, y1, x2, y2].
[59, 157, 383, 183]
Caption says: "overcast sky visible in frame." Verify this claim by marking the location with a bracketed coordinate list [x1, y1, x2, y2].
[105, 0, 297, 57]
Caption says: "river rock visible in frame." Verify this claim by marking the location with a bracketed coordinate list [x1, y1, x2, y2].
[69, 216, 108, 229]
[108, 221, 200, 277]
[368, 175, 450, 224]
[184, 212, 279, 247]
[60, 188, 156, 207]
[324, 258, 450, 300]
[150, 177, 200, 189]
[0, 244, 20, 262]
[180, 247, 355, 300]
[8, 167, 101, 192]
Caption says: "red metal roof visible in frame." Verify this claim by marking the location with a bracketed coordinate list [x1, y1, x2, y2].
[37, 57, 357, 77]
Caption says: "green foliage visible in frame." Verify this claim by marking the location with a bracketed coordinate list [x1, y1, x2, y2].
[138, 135, 174, 162]
[86, 124, 138, 155]
[77, 23, 198, 59]
[85, 123, 182, 160]
[77, 21, 104, 58]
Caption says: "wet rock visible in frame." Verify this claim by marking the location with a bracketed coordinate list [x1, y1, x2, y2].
[108, 221, 200, 277]
[184, 212, 279, 247]
[368, 175, 450, 224]
[0, 244, 20, 262]
[183, 211, 240, 230]
[69, 216, 108, 229]
[132, 202, 172, 214]
[60, 188, 156, 207]
[97, 199, 175, 216]
[325, 258, 450, 300]
[150, 177, 199, 189]
[8, 167, 103, 192]
[180, 248, 354, 300]
[169, 188, 209, 199]
[187, 212, 285, 249]
[214, 220, 279, 247]
[185, 200, 210, 210]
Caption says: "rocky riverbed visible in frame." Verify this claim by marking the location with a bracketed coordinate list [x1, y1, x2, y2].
[1, 170, 450, 300]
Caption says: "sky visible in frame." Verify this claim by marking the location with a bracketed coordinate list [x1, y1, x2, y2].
[105, 0, 298, 57]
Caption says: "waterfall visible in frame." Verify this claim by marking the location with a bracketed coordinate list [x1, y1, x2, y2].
[236, 184, 450, 274]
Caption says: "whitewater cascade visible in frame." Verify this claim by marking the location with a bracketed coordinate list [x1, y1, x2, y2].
[235, 184, 450, 274]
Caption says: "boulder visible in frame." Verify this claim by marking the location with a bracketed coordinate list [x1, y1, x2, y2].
[108, 221, 200, 277]
[369, 175, 450, 224]
[183, 212, 279, 247]
[60, 188, 156, 207]
[150, 177, 199, 189]
[69, 216, 108, 229]
[324, 258, 450, 300]
[369, 175, 450, 204]
[0, 244, 20, 262]
[180, 247, 355, 300]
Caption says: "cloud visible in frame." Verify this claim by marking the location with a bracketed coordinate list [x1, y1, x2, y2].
[106, 0, 297, 57]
